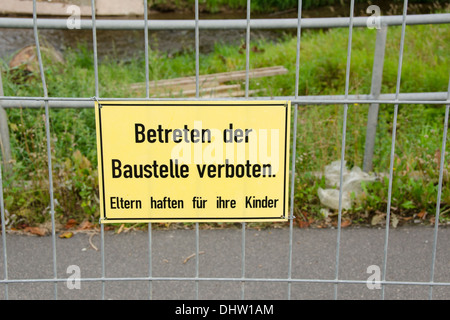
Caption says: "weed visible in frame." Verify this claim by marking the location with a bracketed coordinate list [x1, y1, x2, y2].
[0, 21, 449, 228]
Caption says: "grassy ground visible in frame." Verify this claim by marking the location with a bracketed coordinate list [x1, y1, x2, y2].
[150, 0, 450, 14]
[1, 21, 449, 231]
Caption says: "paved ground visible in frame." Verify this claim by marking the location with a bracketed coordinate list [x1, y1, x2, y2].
[1, 225, 450, 300]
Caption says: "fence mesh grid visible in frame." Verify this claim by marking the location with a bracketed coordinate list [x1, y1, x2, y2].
[0, 0, 450, 300]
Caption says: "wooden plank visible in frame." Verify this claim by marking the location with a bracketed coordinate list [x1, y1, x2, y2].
[165, 89, 263, 99]
[209, 89, 262, 98]
[205, 66, 288, 83]
[147, 81, 221, 95]
[155, 84, 242, 98]
[130, 66, 288, 91]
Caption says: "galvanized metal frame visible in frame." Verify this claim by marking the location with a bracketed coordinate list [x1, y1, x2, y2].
[2, 13, 450, 29]
[0, 0, 450, 300]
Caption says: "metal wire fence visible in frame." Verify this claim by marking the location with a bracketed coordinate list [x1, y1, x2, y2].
[0, 0, 450, 300]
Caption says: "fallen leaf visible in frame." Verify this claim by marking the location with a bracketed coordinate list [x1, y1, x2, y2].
[77, 220, 93, 230]
[391, 214, 399, 228]
[371, 213, 386, 226]
[298, 220, 310, 228]
[59, 231, 73, 239]
[24, 227, 46, 236]
[341, 220, 352, 228]
[417, 210, 427, 220]
[430, 216, 436, 225]
[64, 219, 78, 229]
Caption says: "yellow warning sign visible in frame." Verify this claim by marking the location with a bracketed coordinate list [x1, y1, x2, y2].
[95, 101, 290, 223]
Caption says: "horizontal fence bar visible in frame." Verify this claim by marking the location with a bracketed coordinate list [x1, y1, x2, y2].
[1, 92, 448, 108]
[1, 14, 449, 30]
[2, 276, 450, 287]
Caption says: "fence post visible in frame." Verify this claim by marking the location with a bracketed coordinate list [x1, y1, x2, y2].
[363, 25, 387, 173]
[0, 68, 12, 172]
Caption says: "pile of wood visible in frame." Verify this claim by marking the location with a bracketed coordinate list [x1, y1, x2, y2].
[129, 66, 288, 98]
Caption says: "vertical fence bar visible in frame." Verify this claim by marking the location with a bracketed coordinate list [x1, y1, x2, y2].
[144, 0, 153, 300]
[91, 0, 99, 98]
[0, 108, 11, 173]
[194, 0, 200, 300]
[381, 0, 408, 300]
[241, 222, 246, 300]
[148, 224, 152, 299]
[195, 222, 199, 300]
[195, 223, 199, 300]
[0, 72, 11, 173]
[333, 0, 354, 300]
[240, 0, 251, 300]
[0, 68, 8, 299]
[195, 0, 200, 99]
[100, 216, 105, 299]
[144, 0, 150, 99]
[363, 26, 387, 173]
[91, 0, 105, 300]
[429, 78, 450, 299]
[245, 0, 251, 99]
[287, 0, 302, 300]
[32, 0, 58, 300]
[0, 128, 7, 300]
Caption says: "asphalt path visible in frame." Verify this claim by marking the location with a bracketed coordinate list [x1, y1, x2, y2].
[1, 225, 450, 300]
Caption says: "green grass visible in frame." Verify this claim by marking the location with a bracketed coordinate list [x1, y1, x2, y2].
[1, 22, 449, 228]
[152, 0, 450, 14]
